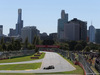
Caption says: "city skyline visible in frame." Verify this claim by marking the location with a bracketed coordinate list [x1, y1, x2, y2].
[0, 0, 100, 35]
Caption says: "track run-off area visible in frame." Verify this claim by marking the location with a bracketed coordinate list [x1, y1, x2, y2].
[0, 51, 76, 73]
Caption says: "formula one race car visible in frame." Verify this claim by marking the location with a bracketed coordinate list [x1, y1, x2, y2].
[43, 65, 55, 70]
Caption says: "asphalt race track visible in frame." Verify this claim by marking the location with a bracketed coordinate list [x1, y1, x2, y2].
[0, 51, 76, 73]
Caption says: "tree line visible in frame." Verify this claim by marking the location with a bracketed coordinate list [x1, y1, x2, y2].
[0, 36, 99, 52]
[57, 40, 100, 52]
[0, 36, 55, 52]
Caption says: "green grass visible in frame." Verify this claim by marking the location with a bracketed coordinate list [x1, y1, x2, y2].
[91, 66, 99, 74]
[0, 52, 45, 63]
[0, 63, 41, 70]
[0, 73, 38, 75]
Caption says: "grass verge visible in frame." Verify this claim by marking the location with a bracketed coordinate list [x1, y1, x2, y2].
[0, 52, 45, 63]
[0, 63, 41, 70]
[0, 73, 38, 75]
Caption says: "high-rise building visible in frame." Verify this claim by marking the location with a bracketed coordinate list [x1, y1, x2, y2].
[69, 18, 87, 41]
[0, 25, 3, 35]
[21, 26, 40, 43]
[87, 30, 89, 37]
[16, 9, 23, 36]
[87, 30, 89, 42]
[49, 33, 57, 40]
[89, 25, 96, 42]
[40, 32, 48, 40]
[8, 28, 16, 36]
[9, 9, 23, 37]
[95, 29, 100, 44]
[57, 10, 68, 40]
[64, 22, 80, 41]
[57, 10, 87, 41]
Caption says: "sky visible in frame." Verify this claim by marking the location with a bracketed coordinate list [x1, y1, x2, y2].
[0, 0, 100, 35]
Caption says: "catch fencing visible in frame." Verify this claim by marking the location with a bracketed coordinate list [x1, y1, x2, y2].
[95, 62, 100, 73]
[53, 49, 97, 75]
[78, 54, 96, 75]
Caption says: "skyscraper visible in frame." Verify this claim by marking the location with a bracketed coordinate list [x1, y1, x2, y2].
[69, 18, 87, 41]
[95, 29, 100, 44]
[8, 9, 23, 37]
[64, 22, 80, 41]
[0, 25, 3, 35]
[57, 10, 68, 40]
[16, 9, 23, 36]
[89, 25, 96, 42]
[8, 28, 16, 36]
[21, 26, 40, 43]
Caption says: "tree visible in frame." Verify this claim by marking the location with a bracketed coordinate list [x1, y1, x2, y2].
[78, 41, 87, 49]
[64, 43, 69, 50]
[60, 43, 69, 50]
[0, 45, 2, 51]
[2, 43, 6, 51]
[28, 44, 33, 50]
[13, 40, 21, 50]
[32, 36, 37, 45]
[0, 37, 4, 44]
[32, 36, 41, 49]
[84, 46, 90, 52]
[7, 44, 13, 51]
[35, 47, 39, 53]
[88, 42, 98, 50]
[68, 41, 77, 50]
[11, 38, 14, 45]
[36, 36, 40, 45]
[24, 37, 28, 49]
[74, 44, 83, 51]
[42, 40, 54, 45]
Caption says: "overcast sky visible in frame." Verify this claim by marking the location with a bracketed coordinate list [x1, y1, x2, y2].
[0, 0, 100, 35]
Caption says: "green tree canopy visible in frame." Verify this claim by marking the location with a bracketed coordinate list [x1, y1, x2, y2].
[28, 44, 33, 50]
[36, 36, 40, 45]
[88, 42, 98, 50]
[0, 37, 4, 44]
[84, 46, 90, 52]
[42, 40, 54, 45]
[78, 41, 87, 49]
[2, 43, 6, 51]
[74, 44, 83, 51]
[68, 41, 77, 50]
[24, 37, 28, 49]
[32, 36, 37, 45]
[13, 40, 21, 50]
[7, 44, 13, 51]
[60, 43, 69, 50]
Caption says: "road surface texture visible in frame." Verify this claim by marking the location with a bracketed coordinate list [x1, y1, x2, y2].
[0, 51, 76, 73]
